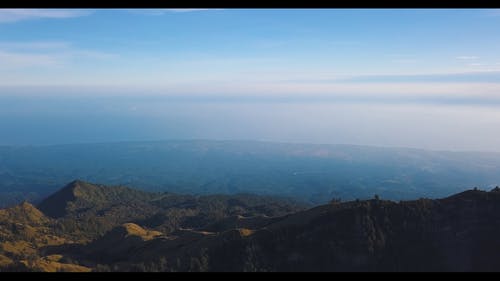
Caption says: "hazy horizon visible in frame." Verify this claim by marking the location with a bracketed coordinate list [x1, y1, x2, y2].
[2, 9, 500, 151]
[3, 137, 500, 155]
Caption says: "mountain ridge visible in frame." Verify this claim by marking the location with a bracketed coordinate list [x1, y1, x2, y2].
[37, 180, 158, 218]
[3, 180, 500, 271]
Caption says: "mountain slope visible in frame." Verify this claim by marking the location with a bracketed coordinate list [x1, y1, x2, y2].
[0, 201, 48, 226]
[4, 181, 500, 271]
[34, 180, 305, 241]
[68, 186, 500, 272]
[37, 180, 157, 218]
[191, 187, 500, 271]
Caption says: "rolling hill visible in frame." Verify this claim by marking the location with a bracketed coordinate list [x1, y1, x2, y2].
[2, 181, 500, 271]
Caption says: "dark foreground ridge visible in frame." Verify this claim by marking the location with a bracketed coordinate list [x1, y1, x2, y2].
[1, 180, 500, 271]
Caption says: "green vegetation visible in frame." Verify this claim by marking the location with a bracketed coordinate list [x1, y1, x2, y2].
[2, 180, 500, 271]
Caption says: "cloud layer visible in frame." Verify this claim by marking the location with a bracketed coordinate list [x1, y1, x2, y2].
[0, 9, 90, 23]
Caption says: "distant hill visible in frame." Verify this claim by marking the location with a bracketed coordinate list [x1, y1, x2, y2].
[2, 181, 500, 271]
[0, 201, 48, 226]
[37, 180, 304, 239]
[38, 180, 157, 218]
[2, 140, 500, 207]
[0, 180, 304, 271]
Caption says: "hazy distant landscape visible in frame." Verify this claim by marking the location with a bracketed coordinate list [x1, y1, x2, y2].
[2, 140, 500, 207]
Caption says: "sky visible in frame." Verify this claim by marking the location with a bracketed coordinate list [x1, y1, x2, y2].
[1, 8, 500, 151]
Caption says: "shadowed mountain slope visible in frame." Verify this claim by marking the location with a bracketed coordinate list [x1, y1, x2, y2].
[3, 181, 500, 271]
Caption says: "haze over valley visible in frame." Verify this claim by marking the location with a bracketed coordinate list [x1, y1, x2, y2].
[1, 140, 500, 207]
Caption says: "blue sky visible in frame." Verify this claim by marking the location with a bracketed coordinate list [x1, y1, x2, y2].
[1, 9, 500, 151]
[2, 9, 500, 89]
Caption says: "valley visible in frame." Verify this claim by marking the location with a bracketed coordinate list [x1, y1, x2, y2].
[2, 140, 500, 207]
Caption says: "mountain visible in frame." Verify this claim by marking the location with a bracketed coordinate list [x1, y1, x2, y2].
[0, 199, 79, 272]
[0, 201, 48, 226]
[37, 180, 157, 218]
[2, 180, 500, 271]
[79, 186, 500, 272]
[0, 180, 304, 271]
[2, 140, 500, 207]
[34, 181, 304, 241]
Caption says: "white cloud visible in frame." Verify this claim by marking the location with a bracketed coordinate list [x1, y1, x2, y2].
[225, 82, 500, 98]
[0, 41, 71, 50]
[0, 9, 90, 23]
[85, 81, 500, 102]
[457, 56, 479, 60]
[0, 50, 61, 68]
[0, 41, 117, 69]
